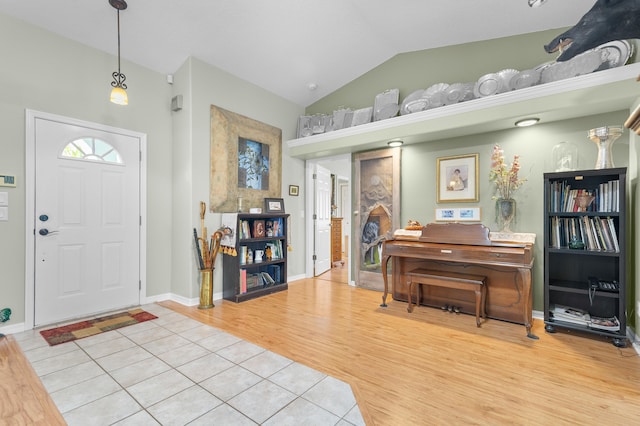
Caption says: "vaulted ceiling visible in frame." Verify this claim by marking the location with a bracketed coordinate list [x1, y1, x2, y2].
[0, 0, 591, 106]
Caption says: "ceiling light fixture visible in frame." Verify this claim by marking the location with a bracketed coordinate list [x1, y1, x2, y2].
[109, 0, 128, 105]
[387, 139, 404, 147]
[528, 0, 548, 7]
[515, 118, 540, 127]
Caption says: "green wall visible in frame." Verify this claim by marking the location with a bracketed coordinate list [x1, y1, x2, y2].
[0, 12, 304, 329]
[303, 27, 638, 329]
[399, 110, 629, 312]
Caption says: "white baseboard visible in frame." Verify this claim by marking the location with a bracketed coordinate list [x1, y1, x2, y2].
[288, 273, 306, 282]
[143, 292, 224, 307]
[0, 322, 27, 335]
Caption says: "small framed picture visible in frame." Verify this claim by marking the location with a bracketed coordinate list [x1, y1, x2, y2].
[253, 220, 266, 238]
[264, 198, 285, 213]
[435, 207, 481, 222]
[436, 153, 479, 203]
[289, 185, 299, 196]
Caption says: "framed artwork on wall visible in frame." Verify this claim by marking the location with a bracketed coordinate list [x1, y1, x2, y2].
[209, 105, 282, 212]
[289, 185, 299, 196]
[436, 153, 479, 203]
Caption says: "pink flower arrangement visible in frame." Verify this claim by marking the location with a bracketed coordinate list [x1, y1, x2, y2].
[489, 145, 526, 199]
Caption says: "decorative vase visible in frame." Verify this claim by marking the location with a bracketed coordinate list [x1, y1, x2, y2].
[198, 269, 214, 309]
[574, 193, 595, 212]
[551, 141, 578, 172]
[588, 126, 623, 170]
[496, 198, 516, 233]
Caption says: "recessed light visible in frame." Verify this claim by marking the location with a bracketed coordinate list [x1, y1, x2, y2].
[307, 83, 318, 91]
[387, 139, 403, 147]
[515, 118, 540, 127]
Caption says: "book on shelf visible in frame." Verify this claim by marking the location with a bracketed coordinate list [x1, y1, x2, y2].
[551, 304, 590, 326]
[588, 316, 620, 331]
[267, 264, 281, 283]
[240, 220, 251, 239]
[272, 217, 283, 237]
[240, 269, 247, 294]
[607, 218, 620, 252]
[260, 271, 276, 286]
[246, 273, 263, 289]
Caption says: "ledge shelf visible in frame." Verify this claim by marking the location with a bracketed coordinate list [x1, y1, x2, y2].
[287, 63, 640, 159]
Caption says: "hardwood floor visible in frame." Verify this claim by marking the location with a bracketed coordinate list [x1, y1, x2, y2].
[0, 334, 66, 425]
[165, 267, 640, 425]
[3, 261, 639, 425]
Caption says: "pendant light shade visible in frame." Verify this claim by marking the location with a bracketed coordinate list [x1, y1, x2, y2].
[110, 86, 128, 105]
[109, 0, 128, 105]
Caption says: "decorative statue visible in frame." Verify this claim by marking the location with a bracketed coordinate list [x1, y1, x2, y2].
[545, 0, 640, 61]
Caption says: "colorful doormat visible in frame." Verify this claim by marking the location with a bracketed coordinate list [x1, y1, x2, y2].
[40, 308, 157, 346]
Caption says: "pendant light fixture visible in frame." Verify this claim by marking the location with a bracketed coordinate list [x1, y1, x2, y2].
[109, 0, 128, 105]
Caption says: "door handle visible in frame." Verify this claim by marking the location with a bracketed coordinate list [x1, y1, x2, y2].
[39, 228, 58, 236]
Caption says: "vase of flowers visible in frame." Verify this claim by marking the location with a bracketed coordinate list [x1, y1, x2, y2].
[489, 145, 526, 232]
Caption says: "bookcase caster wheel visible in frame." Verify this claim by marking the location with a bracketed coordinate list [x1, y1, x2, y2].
[544, 324, 556, 333]
[612, 338, 627, 348]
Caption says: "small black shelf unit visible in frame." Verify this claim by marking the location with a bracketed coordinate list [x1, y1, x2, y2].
[543, 167, 627, 347]
[222, 213, 289, 302]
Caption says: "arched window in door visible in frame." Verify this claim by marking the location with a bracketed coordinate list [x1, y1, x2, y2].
[61, 137, 123, 164]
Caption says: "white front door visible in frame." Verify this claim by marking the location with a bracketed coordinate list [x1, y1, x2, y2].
[33, 117, 140, 326]
[314, 164, 332, 276]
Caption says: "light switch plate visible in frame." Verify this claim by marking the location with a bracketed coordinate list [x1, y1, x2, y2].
[0, 192, 7, 206]
[0, 206, 8, 221]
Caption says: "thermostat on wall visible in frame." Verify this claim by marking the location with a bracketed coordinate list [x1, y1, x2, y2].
[0, 175, 16, 187]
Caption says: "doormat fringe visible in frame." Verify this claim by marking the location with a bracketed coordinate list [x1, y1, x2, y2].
[39, 308, 157, 346]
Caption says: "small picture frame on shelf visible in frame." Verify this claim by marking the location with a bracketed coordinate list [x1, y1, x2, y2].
[289, 185, 299, 196]
[264, 198, 285, 213]
[253, 220, 266, 238]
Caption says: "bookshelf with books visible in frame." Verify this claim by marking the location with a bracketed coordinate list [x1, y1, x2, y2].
[543, 167, 627, 347]
[223, 213, 289, 302]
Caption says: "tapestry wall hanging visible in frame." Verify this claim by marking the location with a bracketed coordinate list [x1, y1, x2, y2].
[210, 105, 282, 212]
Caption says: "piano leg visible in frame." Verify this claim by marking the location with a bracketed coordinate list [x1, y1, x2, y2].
[519, 267, 539, 340]
[380, 254, 391, 307]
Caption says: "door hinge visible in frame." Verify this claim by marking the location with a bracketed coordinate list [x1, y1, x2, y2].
[312, 173, 317, 179]
[139, 151, 142, 162]
[139, 280, 142, 290]
[312, 254, 317, 261]
[140, 216, 142, 226]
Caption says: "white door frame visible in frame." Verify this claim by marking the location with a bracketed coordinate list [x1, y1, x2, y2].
[24, 109, 147, 330]
[305, 154, 352, 283]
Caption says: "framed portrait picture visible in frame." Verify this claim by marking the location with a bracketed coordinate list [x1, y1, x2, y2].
[252, 220, 266, 238]
[264, 198, 285, 213]
[436, 153, 479, 203]
[289, 185, 299, 196]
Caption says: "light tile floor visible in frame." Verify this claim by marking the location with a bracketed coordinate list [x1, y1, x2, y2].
[13, 303, 365, 426]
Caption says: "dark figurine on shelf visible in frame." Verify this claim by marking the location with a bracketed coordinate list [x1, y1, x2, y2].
[545, 0, 640, 61]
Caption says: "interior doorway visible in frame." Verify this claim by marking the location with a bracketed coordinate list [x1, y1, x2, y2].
[305, 154, 352, 285]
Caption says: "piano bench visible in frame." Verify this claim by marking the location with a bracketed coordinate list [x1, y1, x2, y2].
[406, 268, 487, 327]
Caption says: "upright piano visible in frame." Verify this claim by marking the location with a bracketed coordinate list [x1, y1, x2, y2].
[381, 222, 537, 338]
